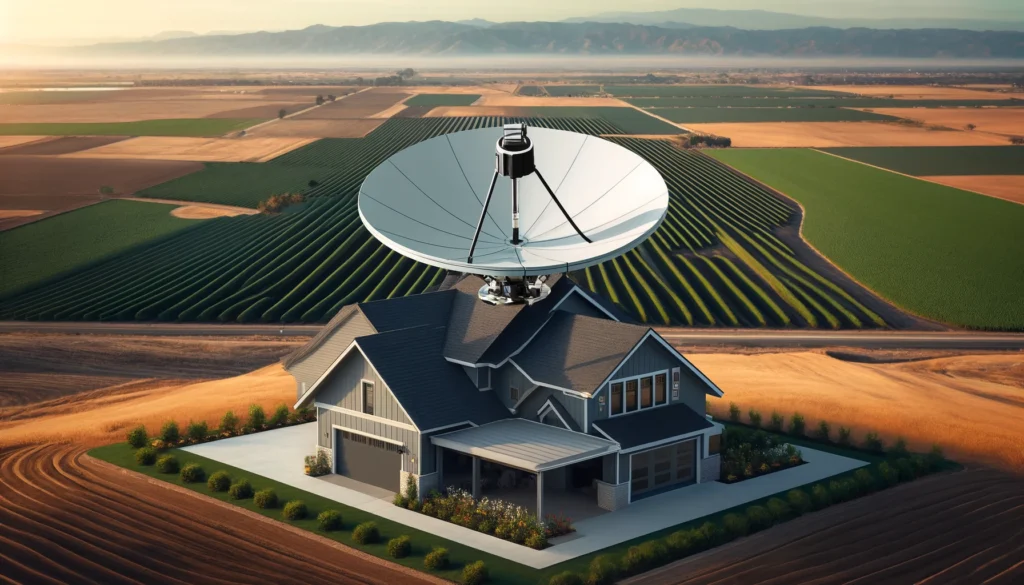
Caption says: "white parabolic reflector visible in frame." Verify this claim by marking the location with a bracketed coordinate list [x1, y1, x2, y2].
[358, 126, 669, 277]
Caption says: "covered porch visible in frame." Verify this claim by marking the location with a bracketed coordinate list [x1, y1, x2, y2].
[430, 419, 619, 521]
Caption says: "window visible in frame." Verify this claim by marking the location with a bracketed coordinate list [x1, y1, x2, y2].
[625, 380, 638, 412]
[654, 373, 667, 405]
[640, 376, 653, 408]
[361, 381, 374, 415]
[610, 382, 623, 416]
[510, 386, 519, 403]
[708, 433, 721, 455]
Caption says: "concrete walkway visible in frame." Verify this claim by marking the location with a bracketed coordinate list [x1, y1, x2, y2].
[183, 423, 868, 569]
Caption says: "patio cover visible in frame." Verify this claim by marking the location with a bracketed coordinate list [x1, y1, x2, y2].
[431, 419, 619, 472]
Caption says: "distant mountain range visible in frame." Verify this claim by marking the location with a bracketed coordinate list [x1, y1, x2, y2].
[562, 8, 1024, 32]
[79, 21, 1024, 58]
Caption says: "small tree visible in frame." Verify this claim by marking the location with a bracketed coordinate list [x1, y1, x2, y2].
[316, 94, 325, 105]
[186, 420, 208, 442]
[837, 426, 852, 446]
[862, 431, 885, 453]
[768, 411, 784, 433]
[728, 402, 741, 423]
[814, 420, 831, 442]
[248, 404, 266, 430]
[404, 473, 418, 503]
[748, 409, 762, 428]
[268, 404, 289, 427]
[788, 413, 806, 436]
[126, 425, 148, 448]
[160, 420, 180, 444]
[220, 410, 240, 435]
[278, 108, 287, 119]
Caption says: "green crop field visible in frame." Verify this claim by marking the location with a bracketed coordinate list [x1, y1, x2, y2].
[543, 85, 601, 96]
[822, 146, 1024, 176]
[647, 107, 897, 123]
[0, 200, 197, 299]
[605, 85, 851, 98]
[138, 163, 334, 209]
[0, 119, 264, 137]
[515, 85, 545, 96]
[520, 107, 682, 135]
[626, 97, 1023, 108]
[711, 149, 1024, 330]
[403, 94, 481, 106]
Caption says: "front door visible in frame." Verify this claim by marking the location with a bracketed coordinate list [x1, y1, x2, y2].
[630, 439, 697, 499]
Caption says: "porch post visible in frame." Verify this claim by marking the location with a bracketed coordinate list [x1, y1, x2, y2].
[436, 445, 444, 493]
[472, 456, 480, 499]
[536, 470, 544, 521]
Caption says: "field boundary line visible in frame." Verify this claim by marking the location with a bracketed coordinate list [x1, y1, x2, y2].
[239, 87, 375, 135]
[623, 102, 690, 132]
[706, 150, 950, 332]
[119, 197, 258, 214]
[83, 453, 454, 585]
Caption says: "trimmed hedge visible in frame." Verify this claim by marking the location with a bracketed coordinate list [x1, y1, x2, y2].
[254, 488, 279, 509]
[462, 560, 489, 585]
[228, 479, 253, 500]
[180, 463, 205, 483]
[282, 500, 307, 520]
[388, 535, 411, 559]
[135, 447, 157, 465]
[317, 509, 342, 532]
[585, 554, 620, 585]
[156, 455, 179, 474]
[424, 547, 449, 570]
[353, 521, 380, 544]
[207, 470, 231, 492]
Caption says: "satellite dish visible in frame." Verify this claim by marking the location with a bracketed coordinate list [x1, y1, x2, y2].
[359, 124, 668, 305]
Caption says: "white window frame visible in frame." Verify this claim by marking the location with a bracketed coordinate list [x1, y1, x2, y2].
[607, 369, 671, 418]
[360, 379, 375, 416]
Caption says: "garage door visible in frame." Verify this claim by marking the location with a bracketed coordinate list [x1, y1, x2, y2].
[630, 439, 696, 499]
[335, 429, 402, 492]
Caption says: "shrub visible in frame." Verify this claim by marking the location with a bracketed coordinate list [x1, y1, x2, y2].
[811, 483, 831, 509]
[789, 413, 806, 436]
[894, 458, 916, 481]
[889, 437, 909, 458]
[926, 444, 945, 471]
[135, 447, 157, 465]
[180, 463, 205, 483]
[854, 468, 877, 493]
[585, 554, 620, 585]
[387, 535, 411, 558]
[254, 488, 279, 509]
[160, 420, 180, 444]
[526, 531, 548, 550]
[863, 431, 885, 452]
[837, 426, 852, 446]
[548, 571, 583, 585]
[477, 519, 495, 534]
[318, 509, 342, 531]
[814, 420, 831, 442]
[723, 513, 749, 537]
[665, 529, 700, 558]
[127, 425, 148, 448]
[728, 402, 741, 422]
[787, 489, 812, 514]
[220, 410, 240, 435]
[766, 497, 792, 521]
[768, 411, 784, 432]
[282, 500, 307, 520]
[463, 560, 489, 585]
[156, 455, 179, 473]
[404, 473, 418, 503]
[268, 404, 289, 427]
[392, 493, 408, 508]
[207, 470, 231, 492]
[248, 404, 266, 430]
[186, 420, 209, 442]
[304, 450, 331, 477]
[423, 547, 449, 570]
[746, 505, 773, 531]
[228, 479, 253, 500]
[697, 521, 724, 547]
[621, 544, 655, 575]
[876, 462, 899, 486]
[748, 409, 762, 428]
[829, 479, 853, 502]
[353, 521, 380, 544]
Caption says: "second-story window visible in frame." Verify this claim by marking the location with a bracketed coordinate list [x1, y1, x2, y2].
[362, 381, 374, 415]
[655, 373, 668, 405]
[625, 379, 638, 412]
[640, 377, 653, 408]
[610, 382, 623, 416]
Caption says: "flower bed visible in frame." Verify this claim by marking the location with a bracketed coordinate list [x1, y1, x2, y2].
[720, 426, 804, 484]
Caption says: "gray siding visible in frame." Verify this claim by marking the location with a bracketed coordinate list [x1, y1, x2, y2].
[589, 335, 707, 424]
[517, 387, 587, 431]
[556, 291, 610, 319]
[317, 349, 411, 426]
[289, 310, 375, 399]
[492, 362, 533, 410]
[318, 407, 421, 473]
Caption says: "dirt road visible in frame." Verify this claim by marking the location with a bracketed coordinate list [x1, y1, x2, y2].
[625, 467, 1024, 585]
[0, 443, 438, 585]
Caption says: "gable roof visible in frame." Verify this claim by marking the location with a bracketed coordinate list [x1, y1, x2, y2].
[356, 325, 510, 431]
[475, 275, 577, 365]
[282, 304, 364, 369]
[443, 275, 528, 364]
[538, 397, 582, 433]
[512, 311, 651, 395]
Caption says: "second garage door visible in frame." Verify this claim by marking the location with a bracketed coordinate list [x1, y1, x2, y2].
[335, 429, 402, 492]
[630, 438, 696, 499]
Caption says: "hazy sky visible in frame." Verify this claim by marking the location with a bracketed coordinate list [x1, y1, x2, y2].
[3, 0, 1021, 43]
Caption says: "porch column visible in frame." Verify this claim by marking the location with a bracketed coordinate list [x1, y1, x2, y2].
[536, 470, 544, 521]
[471, 456, 480, 499]
[436, 445, 444, 493]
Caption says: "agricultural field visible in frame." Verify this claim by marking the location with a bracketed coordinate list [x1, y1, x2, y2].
[682, 122, 1010, 148]
[245, 118, 385, 138]
[626, 97, 1023, 108]
[859, 107, 1024, 137]
[0, 119, 263, 137]
[798, 85, 1020, 100]
[515, 85, 545, 96]
[515, 107, 682, 134]
[605, 85, 851, 98]
[64, 136, 316, 163]
[137, 162, 332, 208]
[403, 94, 480, 106]
[293, 90, 409, 119]
[0, 135, 126, 155]
[822, 146, 1024, 176]
[711, 149, 1024, 330]
[544, 85, 601, 96]
[0, 200, 196, 298]
[649, 107, 897, 123]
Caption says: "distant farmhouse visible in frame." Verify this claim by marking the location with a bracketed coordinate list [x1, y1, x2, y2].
[285, 275, 724, 517]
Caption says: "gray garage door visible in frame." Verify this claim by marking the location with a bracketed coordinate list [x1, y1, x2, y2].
[335, 429, 401, 492]
[630, 438, 696, 499]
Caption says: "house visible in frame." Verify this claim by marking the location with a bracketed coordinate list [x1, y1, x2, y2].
[284, 275, 724, 518]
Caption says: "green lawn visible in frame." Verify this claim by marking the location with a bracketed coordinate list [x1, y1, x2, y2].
[710, 149, 1024, 330]
[0, 200, 197, 298]
[404, 94, 481, 107]
[822, 146, 1024, 176]
[137, 162, 332, 208]
[647, 107, 896, 123]
[0, 119, 264, 137]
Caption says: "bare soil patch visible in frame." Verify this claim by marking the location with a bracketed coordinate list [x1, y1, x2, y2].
[473, 95, 629, 107]
[0, 135, 127, 155]
[64, 136, 314, 162]
[427, 105, 532, 117]
[369, 102, 410, 119]
[294, 90, 410, 119]
[246, 118, 383, 138]
[170, 205, 248, 219]
[0, 209, 43, 219]
[799, 84, 1021, 100]
[0, 136, 47, 150]
[204, 102, 312, 119]
[0, 99, 300, 123]
[921, 175, 1024, 205]
[0, 156, 202, 197]
[861, 107, 1024, 137]
[627, 467, 1024, 585]
[686, 121, 1008, 147]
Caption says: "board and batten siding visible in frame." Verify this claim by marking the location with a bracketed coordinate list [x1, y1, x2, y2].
[288, 309, 375, 399]
[317, 407, 420, 473]
[315, 348, 411, 425]
[516, 386, 587, 431]
[491, 361, 534, 410]
[589, 335, 708, 425]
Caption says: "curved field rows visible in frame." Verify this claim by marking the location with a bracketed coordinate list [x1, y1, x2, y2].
[627, 468, 1024, 585]
[0, 443, 436, 585]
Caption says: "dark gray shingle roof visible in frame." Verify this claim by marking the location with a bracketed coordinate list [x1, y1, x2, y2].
[356, 325, 510, 431]
[513, 311, 651, 394]
[442, 276, 526, 364]
[592, 403, 714, 450]
[282, 304, 362, 369]
[476, 275, 576, 365]
[359, 289, 456, 332]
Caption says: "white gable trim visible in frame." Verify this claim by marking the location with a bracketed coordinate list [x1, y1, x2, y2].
[508, 358, 590, 397]
[419, 421, 478, 435]
[550, 286, 620, 321]
[537, 399, 573, 431]
[316, 402, 418, 432]
[591, 330, 724, 400]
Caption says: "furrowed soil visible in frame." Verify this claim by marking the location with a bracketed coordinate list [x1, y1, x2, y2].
[684, 121, 1008, 147]
[0, 136, 48, 150]
[861, 107, 1024, 137]
[0, 156, 202, 196]
[247, 119, 385, 138]
[294, 90, 411, 119]
[63, 136, 316, 163]
[921, 175, 1024, 205]
[626, 467, 1024, 585]
[0, 135, 128, 155]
